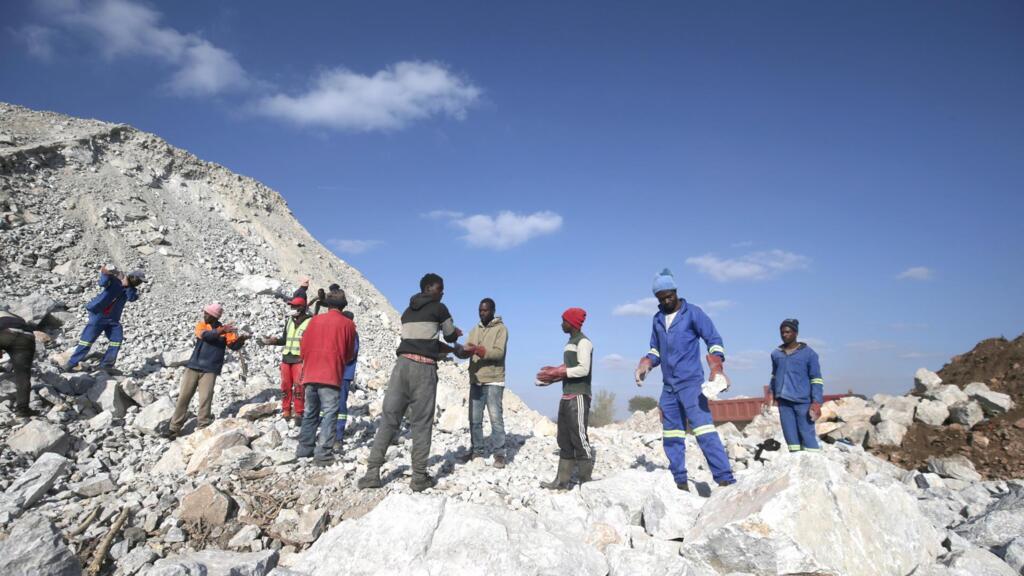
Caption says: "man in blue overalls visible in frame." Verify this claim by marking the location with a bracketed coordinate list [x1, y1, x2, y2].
[66, 265, 145, 372]
[635, 269, 736, 491]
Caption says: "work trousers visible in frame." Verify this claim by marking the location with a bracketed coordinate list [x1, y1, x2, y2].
[557, 394, 592, 461]
[469, 384, 506, 457]
[170, 368, 217, 432]
[0, 329, 35, 409]
[298, 384, 340, 463]
[778, 398, 821, 451]
[336, 379, 350, 438]
[366, 357, 438, 479]
[68, 318, 123, 368]
[279, 361, 304, 416]
[659, 382, 735, 484]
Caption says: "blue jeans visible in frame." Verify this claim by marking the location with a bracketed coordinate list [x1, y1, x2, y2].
[297, 384, 339, 463]
[68, 317, 123, 368]
[778, 398, 821, 451]
[469, 384, 506, 457]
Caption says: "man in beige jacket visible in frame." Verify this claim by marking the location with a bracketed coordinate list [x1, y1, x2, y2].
[457, 298, 509, 468]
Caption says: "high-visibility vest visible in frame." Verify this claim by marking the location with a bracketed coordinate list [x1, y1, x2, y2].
[283, 317, 311, 357]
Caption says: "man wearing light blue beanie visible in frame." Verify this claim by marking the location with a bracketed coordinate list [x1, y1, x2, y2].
[635, 269, 736, 490]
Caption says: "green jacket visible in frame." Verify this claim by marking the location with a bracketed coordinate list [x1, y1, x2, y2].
[467, 317, 508, 385]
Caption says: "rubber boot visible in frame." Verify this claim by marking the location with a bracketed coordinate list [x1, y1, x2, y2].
[576, 458, 594, 484]
[357, 467, 382, 489]
[540, 459, 575, 490]
[410, 474, 437, 493]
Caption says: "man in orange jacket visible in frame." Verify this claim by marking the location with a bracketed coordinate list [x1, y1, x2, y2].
[296, 290, 356, 466]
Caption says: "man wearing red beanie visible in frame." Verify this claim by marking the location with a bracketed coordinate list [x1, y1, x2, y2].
[536, 307, 594, 490]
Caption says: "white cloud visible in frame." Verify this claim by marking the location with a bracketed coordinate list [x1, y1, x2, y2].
[11, 25, 56, 60]
[327, 239, 382, 255]
[699, 299, 735, 314]
[722, 350, 769, 372]
[32, 0, 248, 96]
[897, 266, 933, 281]
[686, 249, 809, 282]
[613, 297, 658, 317]
[254, 61, 480, 132]
[601, 354, 630, 370]
[441, 210, 562, 250]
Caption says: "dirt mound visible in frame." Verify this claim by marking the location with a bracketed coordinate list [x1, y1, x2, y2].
[872, 334, 1024, 479]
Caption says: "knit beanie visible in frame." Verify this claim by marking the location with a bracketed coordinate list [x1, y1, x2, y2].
[203, 303, 224, 319]
[780, 318, 799, 332]
[652, 268, 677, 295]
[562, 307, 587, 330]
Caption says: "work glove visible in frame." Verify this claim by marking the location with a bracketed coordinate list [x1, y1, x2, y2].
[536, 365, 567, 384]
[706, 354, 725, 380]
[809, 402, 822, 421]
[634, 357, 653, 387]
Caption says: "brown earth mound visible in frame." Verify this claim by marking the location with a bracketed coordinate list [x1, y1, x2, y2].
[871, 334, 1024, 479]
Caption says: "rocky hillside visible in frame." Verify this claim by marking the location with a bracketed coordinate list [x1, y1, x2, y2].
[2, 103, 1023, 575]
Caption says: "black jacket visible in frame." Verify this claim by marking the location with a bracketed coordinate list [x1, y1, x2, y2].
[395, 293, 458, 360]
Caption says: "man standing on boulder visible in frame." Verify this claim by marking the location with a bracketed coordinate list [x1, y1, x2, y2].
[168, 303, 249, 438]
[66, 265, 145, 373]
[262, 295, 312, 428]
[0, 310, 38, 418]
[771, 318, 824, 453]
[358, 273, 462, 492]
[296, 290, 356, 466]
[634, 269, 736, 490]
[536, 307, 594, 490]
[456, 297, 509, 468]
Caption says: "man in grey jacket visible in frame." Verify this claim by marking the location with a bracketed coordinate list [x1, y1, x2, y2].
[457, 298, 509, 468]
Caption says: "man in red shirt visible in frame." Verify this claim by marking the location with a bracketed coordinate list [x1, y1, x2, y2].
[296, 290, 356, 466]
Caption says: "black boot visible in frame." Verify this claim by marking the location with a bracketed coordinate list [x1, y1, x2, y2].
[14, 406, 39, 418]
[576, 458, 594, 484]
[357, 467, 382, 489]
[540, 459, 575, 490]
[410, 474, 437, 492]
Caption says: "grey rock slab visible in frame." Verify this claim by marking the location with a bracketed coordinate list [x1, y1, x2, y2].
[6, 419, 70, 457]
[949, 401, 985, 429]
[964, 383, 1016, 416]
[681, 453, 941, 576]
[956, 487, 1024, 549]
[145, 549, 278, 576]
[0, 513, 81, 576]
[9, 293, 60, 328]
[133, 395, 175, 436]
[927, 384, 970, 407]
[1002, 536, 1024, 574]
[874, 396, 920, 427]
[177, 483, 235, 526]
[119, 546, 158, 576]
[866, 420, 908, 448]
[927, 455, 983, 482]
[940, 546, 1019, 576]
[72, 472, 116, 497]
[2, 452, 69, 510]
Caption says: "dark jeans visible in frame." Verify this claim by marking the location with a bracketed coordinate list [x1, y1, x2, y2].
[0, 329, 35, 409]
[298, 384, 339, 463]
[366, 357, 437, 478]
[469, 384, 506, 457]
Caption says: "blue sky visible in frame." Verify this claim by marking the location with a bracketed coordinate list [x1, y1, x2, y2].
[4, 0, 1023, 417]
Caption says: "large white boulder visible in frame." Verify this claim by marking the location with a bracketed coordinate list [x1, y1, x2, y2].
[874, 395, 920, 427]
[1, 452, 69, 510]
[681, 453, 941, 576]
[963, 382, 1016, 416]
[236, 275, 282, 295]
[134, 395, 176, 435]
[956, 487, 1024, 550]
[915, 398, 951, 426]
[866, 420, 908, 447]
[289, 493, 606, 576]
[147, 549, 277, 576]
[926, 384, 969, 407]
[914, 368, 943, 394]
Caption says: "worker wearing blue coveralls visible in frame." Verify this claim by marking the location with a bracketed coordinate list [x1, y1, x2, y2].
[634, 269, 735, 491]
[770, 318, 823, 452]
[66, 266, 145, 371]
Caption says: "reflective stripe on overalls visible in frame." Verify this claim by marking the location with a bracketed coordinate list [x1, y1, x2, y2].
[283, 317, 311, 357]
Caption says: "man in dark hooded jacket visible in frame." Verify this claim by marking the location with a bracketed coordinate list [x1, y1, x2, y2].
[358, 273, 461, 492]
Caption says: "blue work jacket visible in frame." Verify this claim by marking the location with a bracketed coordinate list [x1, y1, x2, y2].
[770, 343, 824, 403]
[645, 300, 725, 389]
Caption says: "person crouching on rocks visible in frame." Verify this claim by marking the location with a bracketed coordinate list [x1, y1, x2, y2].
[536, 307, 595, 490]
[296, 290, 356, 467]
[770, 318, 824, 453]
[167, 304, 249, 438]
[262, 295, 312, 428]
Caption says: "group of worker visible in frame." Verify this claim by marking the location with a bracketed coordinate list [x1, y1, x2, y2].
[0, 264, 826, 492]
